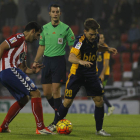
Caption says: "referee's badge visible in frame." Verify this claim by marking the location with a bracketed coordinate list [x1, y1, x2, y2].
[58, 38, 63, 44]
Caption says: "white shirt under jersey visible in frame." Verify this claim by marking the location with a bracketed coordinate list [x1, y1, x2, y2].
[0, 33, 27, 72]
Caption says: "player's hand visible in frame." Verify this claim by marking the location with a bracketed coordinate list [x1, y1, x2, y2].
[79, 60, 93, 68]
[108, 48, 118, 55]
[32, 63, 45, 74]
[99, 74, 104, 82]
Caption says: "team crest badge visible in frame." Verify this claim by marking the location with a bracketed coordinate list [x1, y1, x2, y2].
[58, 38, 63, 44]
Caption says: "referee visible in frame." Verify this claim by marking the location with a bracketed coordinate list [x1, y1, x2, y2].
[33, 4, 75, 131]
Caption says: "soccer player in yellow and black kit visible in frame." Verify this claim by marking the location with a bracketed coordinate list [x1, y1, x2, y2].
[53, 18, 117, 136]
[97, 34, 115, 116]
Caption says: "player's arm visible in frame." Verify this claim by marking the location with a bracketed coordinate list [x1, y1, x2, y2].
[98, 44, 117, 55]
[0, 41, 10, 60]
[99, 59, 109, 81]
[68, 51, 93, 68]
[19, 61, 44, 74]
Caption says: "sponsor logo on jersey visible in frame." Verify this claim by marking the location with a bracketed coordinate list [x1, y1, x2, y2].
[83, 53, 96, 62]
[30, 83, 35, 88]
[26, 76, 30, 81]
[9, 37, 17, 44]
[75, 42, 82, 49]
[52, 32, 56, 34]
[58, 38, 63, 44]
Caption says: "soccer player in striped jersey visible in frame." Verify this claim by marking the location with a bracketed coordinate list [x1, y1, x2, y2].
[97, 34, 115, 116]
[0, 22, 54, 134]
[33, 4, 75, 131]
[53, 18, 117, 136]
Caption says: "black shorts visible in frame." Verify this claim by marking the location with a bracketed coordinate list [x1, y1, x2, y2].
[41, 55, 66, 84]
[65, 73, 104, 99]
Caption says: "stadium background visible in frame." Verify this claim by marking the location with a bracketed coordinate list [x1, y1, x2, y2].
[0, 0, 140, 114]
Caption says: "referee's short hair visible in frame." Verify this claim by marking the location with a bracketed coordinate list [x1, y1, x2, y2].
[49, 4, 61, 12]
[84, 18, 100, 31]
[24, 21, 42, 33]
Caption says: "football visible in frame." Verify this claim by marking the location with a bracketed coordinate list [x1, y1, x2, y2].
[56, 119, 73, 135]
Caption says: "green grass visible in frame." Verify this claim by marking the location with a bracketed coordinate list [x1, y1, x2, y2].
[0, 114, 140, 140]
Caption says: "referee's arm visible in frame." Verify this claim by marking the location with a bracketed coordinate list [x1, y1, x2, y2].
[34, 45, 45, 63]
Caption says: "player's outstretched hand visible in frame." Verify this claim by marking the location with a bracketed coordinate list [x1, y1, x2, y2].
[108, 48, 118, 55]
[79, 60, 93, 68]
[32, 64, 45, 74]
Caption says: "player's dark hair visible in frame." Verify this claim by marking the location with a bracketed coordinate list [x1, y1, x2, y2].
[84, 18, 100, 31]
[49, 4, 61, 12]
[24, 21, 42, 33]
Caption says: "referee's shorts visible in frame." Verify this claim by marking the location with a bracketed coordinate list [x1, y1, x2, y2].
[41, 55, 66, 84]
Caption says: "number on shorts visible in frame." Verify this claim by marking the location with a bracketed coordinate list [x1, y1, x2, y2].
[65, 89, 72, 97]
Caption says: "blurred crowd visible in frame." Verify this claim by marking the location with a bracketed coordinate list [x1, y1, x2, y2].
[0, 0, 140, 86]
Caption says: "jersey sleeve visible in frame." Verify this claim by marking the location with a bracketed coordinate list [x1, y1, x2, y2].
[39, 28, 45, 46]
[103, 43, 110, 59]
[104, 51, 110, 59]
[5, 34, 24, 49]
[70, 38, 82, 56]
[66, 27, 75, 46]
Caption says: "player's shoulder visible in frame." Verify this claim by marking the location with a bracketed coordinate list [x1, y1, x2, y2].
[75, 34, 86, 43]
[9, 33, 24, 38]
[7, 33, 25, 42]
[73, 34, 86, 49]
[103, 43, 108, 47]
[6, 33, 25, 48]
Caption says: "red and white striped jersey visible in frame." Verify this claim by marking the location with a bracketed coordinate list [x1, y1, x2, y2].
[0, 33, 27, 72]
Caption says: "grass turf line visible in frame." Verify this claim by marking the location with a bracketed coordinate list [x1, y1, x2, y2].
[0, 114, 140, 140]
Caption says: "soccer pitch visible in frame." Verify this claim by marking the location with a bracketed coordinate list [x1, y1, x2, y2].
[0, 114, 140, 140]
